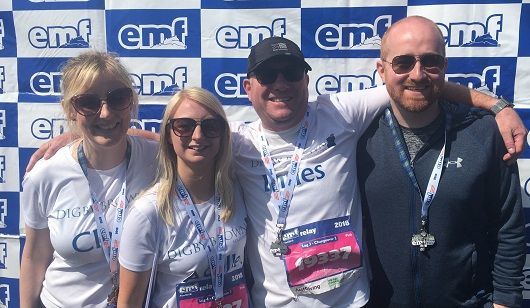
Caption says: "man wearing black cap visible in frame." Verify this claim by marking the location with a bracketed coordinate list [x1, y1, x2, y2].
[231, 36, 527, 307]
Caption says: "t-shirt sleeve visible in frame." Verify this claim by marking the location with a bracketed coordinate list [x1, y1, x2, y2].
[329, 85, 390, 134]
[119, 197, 160, 272]
[20, 173, 49, 229]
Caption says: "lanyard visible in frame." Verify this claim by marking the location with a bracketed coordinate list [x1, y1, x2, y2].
[258, 107, 311, 231]
[383, 108, 451, 223]
[176, 179, 226, 301]
[77, 141, 130, 273]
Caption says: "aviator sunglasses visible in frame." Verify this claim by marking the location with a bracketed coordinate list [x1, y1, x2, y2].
[251, 64, 306, 85]
[382, 54, 446, 75]
[71, 87, 133, 116]
[167, 118, 226, 138]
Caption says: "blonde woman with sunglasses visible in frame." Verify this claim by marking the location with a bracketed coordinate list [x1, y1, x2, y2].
[117, 87, 249, 308]
[20, 51, 158, 308]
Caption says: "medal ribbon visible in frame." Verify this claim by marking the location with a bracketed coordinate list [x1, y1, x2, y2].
[383, 108, 451, 222]
[77, 141, 130, 273]
[176, 179, 226, 301]
[258, 107, 311, 231]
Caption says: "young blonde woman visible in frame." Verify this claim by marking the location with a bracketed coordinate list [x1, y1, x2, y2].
[118, 87, 248, 308]
[20, 51, 158, 307]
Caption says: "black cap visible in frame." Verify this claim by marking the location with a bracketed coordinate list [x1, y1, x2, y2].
[247, 36, 312, 74]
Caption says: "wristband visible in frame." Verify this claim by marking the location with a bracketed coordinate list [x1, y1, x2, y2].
[490, 97, 514, 115]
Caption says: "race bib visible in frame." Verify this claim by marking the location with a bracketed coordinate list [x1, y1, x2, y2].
[282, 215, 361, 294]
[176, 269, 249, 308]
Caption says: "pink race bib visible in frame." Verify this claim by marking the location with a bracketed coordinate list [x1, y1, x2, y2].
[282, 216, 362, 294]
[177, 269, 249, 308]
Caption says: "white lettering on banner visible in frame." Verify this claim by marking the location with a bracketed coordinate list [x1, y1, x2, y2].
[315, 15, 391, 50]
[129, 119, 162, 133]
[446, 66, 500, 95]
[0, 110, 5, 140]
[130, 67, 187, 95]
[30, 71, 62, 96]
[316, 72, 378, 95]
[214, 73, 248, 99]
[216, 18, 286, 49]
[0, 199, 7, 228]
[118, 18, 188, 50]
[31, 118, 67, 140]
[0, 284, 10, 308]
[28, 19, 92, 48]
[0, 19, 5, 50]
[437, 14, 502, 47]
[0, 242, 6, 269]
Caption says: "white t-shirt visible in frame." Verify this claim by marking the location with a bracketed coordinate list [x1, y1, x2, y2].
[119, 182, 247, 308]
[21, 136, 158, 308]
[232, 86, 389, 307]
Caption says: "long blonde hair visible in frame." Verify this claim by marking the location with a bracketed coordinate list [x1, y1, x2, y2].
[60, 51, 139, 134]
[156, 87, 233, 225]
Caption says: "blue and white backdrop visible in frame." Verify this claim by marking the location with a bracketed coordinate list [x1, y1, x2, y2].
[1, 0, 530, 307]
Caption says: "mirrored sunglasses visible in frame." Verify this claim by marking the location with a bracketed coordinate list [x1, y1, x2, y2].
[383, 54, 446, 75]
[71, 87, 133, 116]
[167, 117, 225, 138]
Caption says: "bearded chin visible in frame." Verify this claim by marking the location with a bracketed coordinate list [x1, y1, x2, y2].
[401, 97, 434, 113]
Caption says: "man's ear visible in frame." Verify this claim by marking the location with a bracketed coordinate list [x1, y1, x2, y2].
[376, 60, 386, 83]
[243, 78, 252, 95]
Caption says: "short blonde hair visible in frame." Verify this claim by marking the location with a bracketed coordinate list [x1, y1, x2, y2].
[60, 51, 138, 133]
[156, 87, 234, 225]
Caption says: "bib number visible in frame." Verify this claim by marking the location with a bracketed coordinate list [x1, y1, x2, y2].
[282, 216, 361, 294]
[177, 269, 248, 308]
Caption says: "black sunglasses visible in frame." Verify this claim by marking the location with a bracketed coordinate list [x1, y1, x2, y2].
[71, 87, 133, 116]
[251, 64, 306, 85]
[382, 54, 446, 75]
[167, 118, 225, 138]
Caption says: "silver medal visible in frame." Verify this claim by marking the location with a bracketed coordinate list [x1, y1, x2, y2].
[411, 230, 435, 251]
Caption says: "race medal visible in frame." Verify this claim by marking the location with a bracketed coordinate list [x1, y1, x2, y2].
[270, 239, 289, 257]
[107, 272, 119, 307]
[411, 229, 435, 251]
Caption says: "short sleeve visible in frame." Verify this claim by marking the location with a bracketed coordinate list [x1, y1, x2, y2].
[329, 85, 390, 134]
[20, 174, 49, 229]
[119, 197, 160, 272]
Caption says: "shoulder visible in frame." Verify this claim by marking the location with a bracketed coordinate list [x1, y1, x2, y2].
[24, 145, 77, 185]
[444, 102, 497, 134]
[128, 135, 159, 158]
[128, 185, 160, 222]
[230, 120, 260, 149]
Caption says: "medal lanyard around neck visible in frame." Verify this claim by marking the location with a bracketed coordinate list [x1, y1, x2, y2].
[383, 108, 451, 223]
[258, 107, 311, 231]
[176, 179, 226, 301]
[77, 141, 131, 273]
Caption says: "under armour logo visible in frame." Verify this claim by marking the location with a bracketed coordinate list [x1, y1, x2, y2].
[445, 157, 463, 168]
